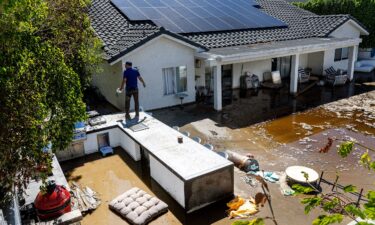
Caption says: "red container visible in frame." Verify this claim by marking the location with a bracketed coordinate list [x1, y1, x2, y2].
[34, 181, 71, 220]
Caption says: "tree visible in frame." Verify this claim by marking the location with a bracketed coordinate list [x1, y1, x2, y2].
[294, 139, 375, 225]
[0, 0, 100, 205]
[294, 0, 375, 48]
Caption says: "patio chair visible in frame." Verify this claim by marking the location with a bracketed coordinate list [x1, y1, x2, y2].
[261, 71, 283, 89]
[192, 136, 202, 143]
[324, 66, 348, 86]
[298, 67, 310, 83]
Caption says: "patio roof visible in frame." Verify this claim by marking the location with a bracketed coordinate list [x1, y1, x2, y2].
[198, 37, 362, 65]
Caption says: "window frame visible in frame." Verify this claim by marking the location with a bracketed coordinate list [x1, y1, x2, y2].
[162, 65, 187, 96]
[334, 47, 349, 61]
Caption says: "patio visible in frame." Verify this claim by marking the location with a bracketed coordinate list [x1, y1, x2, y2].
[152, 78, 375, 129]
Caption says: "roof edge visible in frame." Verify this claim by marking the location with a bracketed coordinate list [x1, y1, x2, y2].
[107, 28, 208, 65]
[324, 15, 369, 37]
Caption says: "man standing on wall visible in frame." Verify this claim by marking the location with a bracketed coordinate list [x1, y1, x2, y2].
[118, 61, 146, 120]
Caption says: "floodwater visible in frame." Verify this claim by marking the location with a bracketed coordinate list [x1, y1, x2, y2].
[61, 150, 181, 225]
[64, 82, 375, 225]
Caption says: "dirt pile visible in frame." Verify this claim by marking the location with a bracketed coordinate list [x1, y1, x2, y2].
[321, 91, 375, 127]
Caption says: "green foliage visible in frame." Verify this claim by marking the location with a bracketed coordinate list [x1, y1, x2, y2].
[301, 197, 323, 214]
[0, 0, 100, 205]
[360, 151, 373, 169]
[344, 204, 366, 219]
[343, 185, 357, 193]
[363, 191, 375, 220]
[294, 0, 375, 48]
[322, 198, 339, 212]
[293, 184, 315, 194]
[231, 218, 264, 225]
[312, 214, 343, 225]
[338, 141, 354, 158]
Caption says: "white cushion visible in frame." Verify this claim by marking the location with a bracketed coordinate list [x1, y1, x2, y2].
[271, 71, 282, 84]
[355, 61, 362, 68]
[109, 187, 168, 225]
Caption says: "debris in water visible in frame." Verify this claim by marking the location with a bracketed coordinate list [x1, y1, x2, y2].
[71, 182, 101, 213]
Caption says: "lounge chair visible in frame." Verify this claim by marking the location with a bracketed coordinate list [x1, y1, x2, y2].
[298, 67, 310, 83]
[354, 61, 375, 73]
[324, 66, 348, 86]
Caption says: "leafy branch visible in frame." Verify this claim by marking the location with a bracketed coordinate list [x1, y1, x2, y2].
[296, 137, 375, 225]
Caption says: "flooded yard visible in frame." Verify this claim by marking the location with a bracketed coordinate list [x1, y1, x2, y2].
[63, 84, 374, 225]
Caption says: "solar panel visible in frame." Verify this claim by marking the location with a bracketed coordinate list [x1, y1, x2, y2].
[111, 0, 286, 33]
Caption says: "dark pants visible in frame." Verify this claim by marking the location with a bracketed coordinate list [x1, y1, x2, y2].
[125, 88, 139, 117]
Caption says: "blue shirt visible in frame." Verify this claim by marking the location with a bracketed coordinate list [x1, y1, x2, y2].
[123, 68, 140, 90]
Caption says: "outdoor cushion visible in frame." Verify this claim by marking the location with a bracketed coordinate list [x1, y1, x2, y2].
[271, 71, 282, 84]
[355, 61, 362, 68]
[360, 59, 375, 67]
[325, 66, 337, 76]
[109, 187, 168, 225]
[355, 65, 374, 73]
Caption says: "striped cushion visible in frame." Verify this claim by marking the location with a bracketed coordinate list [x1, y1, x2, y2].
[325, 66, 337, 76]
[298, 68, 305, 75]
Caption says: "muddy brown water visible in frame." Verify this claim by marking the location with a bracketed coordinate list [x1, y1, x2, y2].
[62, 88, 375, 225]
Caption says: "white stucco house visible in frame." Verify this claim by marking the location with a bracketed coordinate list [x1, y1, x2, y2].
[89, 0, 369, 111]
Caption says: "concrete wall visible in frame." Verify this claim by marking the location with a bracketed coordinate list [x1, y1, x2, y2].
[232, 59, 271, 88]
[185, 166, 233, 212]
[149, 155, 185, 208]
[84, 128, 120, 154]
[92, 36, 196, 111]
[119, 130, 141, 161]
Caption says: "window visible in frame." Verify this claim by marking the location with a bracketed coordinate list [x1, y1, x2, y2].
[162, 66, 187, 95]
[334, 47, 349, 61]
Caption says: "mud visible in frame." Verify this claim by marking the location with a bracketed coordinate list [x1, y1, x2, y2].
[63, 87, 375, 225]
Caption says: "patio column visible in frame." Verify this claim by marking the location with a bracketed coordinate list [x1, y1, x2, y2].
[290, 54, 300, 95]
[347, 45, 357, 81]
[213, 64, 222, 111]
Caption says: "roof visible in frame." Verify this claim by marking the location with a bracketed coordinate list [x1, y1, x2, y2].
[89, 0, 368, 63]
[203, 37, 362, 64]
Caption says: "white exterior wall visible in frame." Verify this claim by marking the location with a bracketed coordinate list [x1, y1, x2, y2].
[299, 53, 308, 68]
[124, 37, 196, 110]
[232, 59, 271, 88]
[323, 49, 350, 72]
[83, 128, 120, 154]
[307, 51, 324, 75]
[119, 130, 141, 161]
[149, 155, 185, 208]
[92, 37, 196, 111]
[330, 21, 361, 39]
[92, 61, 124, 110]
[322, 21, 362, 73]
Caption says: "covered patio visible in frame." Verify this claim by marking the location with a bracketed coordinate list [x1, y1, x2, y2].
[194, 37, 361, 111]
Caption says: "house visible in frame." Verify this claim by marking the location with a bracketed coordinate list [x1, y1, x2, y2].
[89, 0, 369, 111]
